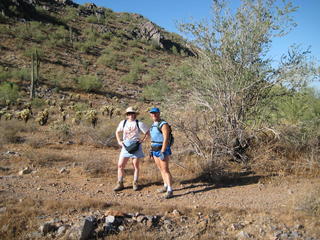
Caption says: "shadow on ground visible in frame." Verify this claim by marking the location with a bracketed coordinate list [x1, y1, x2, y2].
[171, 171, 269, 199]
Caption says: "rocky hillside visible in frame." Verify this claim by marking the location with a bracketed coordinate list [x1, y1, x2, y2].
[0, 0, 193, 105]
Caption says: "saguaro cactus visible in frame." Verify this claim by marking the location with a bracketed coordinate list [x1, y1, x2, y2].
[30, 49, 40, 99]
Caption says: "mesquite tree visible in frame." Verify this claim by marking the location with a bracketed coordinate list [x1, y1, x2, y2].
[168, 0, 318, 170]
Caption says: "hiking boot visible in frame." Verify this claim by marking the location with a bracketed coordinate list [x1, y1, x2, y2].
[164, 191, 173, 199]
[113, 181, 124, 191]
[133, 181, 139, 191]
[157, 186, 167, 193]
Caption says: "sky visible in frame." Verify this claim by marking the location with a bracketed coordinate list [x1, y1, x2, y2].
[74, 0, 320, 89]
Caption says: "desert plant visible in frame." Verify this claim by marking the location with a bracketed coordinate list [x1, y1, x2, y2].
[298, 187, 320, 217]
[0, 120, 24, 145]
[97, 52, 118, 69]
[168, 0, 318, 170]
[0, 82, 19, 104]
[141, 80, 170, 101]
[76, 74, 102, 93]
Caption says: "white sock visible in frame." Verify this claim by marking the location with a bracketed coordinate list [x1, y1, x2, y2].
[167, 186, 172, 192]
[164, 183, 168, 188]
[134, 176, 138, 182]
[118, 176, 124, 183]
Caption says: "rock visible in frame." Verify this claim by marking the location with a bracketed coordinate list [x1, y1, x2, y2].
[56, 225, 70, 237]
[136, 215, 146, 223]
[65, 216, 96, 240]
[105, 215, 115, 224]
[0, 167, 10, 171]
[19, 167, 32, 175]
[118, 225, 125, 231]
[172, 209, 181, 217]
[0, 207, 7, 213]
[59, 167, 68, 174]
[39, 223, 57, 236]
[237, 231, 251, 239]
[4, 151, 21, 157]
[231, 223, 245, 231]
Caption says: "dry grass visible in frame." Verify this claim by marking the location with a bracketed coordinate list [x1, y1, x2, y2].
[297, 187, 320, 218]
[0, 119, 25, 145]
[248, 129, 320, 177]
[25, 150, 75, 167]
[0, 197, 116, 240]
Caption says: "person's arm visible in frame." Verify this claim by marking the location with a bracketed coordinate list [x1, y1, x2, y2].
[140, 130, 150, 143]
[160, 124, 170, 152]
[116, 130, 123, 147]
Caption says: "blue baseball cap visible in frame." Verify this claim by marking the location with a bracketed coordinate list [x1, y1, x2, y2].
[149, 107, 160, 113]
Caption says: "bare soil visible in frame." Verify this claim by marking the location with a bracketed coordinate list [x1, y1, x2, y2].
[0, 138, 319, 239]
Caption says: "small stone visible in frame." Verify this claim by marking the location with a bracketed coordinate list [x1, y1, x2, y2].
[172, 209, 180, 216]
[237, 231, 250, 239]
[0, 207, 7, 213]
[59, 168, 68, 174]
[19, 167, 32, 175]
[136, 215, 146, 223]
[118, 225, 125, 231]
[105, 215, 115, 224]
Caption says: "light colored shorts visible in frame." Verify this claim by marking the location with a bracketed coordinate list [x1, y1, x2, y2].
[120, 139, 145, 159]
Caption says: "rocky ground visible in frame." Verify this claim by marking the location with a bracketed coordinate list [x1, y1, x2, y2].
[0, 141, 320, 239]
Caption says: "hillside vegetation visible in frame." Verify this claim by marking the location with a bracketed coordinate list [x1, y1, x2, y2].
[0, 0, 320, 239]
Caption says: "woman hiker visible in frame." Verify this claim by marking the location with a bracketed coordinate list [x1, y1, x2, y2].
[113, 107, 149, 191]
[149, 107, 174, 199]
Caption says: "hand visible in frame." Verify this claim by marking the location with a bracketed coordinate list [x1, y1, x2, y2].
[118, 141, 123, 147]
[159, 152, 165, 161]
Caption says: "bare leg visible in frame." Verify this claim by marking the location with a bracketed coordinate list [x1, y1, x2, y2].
[132, 158, 141, 182]
[117, 156, 130, 182]
[154, 156, 172, 188]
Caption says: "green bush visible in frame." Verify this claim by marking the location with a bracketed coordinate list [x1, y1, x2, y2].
[77, 75, 102, 92]
[0, 67, 11, 81]
[141, 80, 170, 101]
[31, 98, 45, 108]
[97, 52, 118, 69]
[86, 15, 100, 24]
[0, 82, 19, 103]
[120, 70, 139, 84]
[62, 6, 78, 23]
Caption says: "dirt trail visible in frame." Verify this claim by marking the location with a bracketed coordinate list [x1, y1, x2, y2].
[1, 143, 320, 239]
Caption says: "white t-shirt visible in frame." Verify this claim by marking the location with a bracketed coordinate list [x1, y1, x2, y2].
[116, 120, 149, 141]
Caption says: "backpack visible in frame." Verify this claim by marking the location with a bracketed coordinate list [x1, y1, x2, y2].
[157, 120, 174, 146]
[123, 119, 140, 132]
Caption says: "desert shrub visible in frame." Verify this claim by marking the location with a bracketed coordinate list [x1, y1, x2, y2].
[62, 6, 78, 23]
[76, 74, 102, 92]
[73, 103, 89, 112]
[0, 82, 19, 103]
[120, 70, 139, 84]
[131, 59, 144, 74]
[0, 67, 11, 81]
[101, 31, 113, 40]
[84, 158, 111, 177]
[74, 40, 99, 53]
[97, 52, 119, 69]
[23, 47, 44, 59]
[50, 122, 71, 140]
[31, 97, 46, 108]
[28, 152, 74, 167]
[48, 26, 69, 46]
[86, 15, 100, 24]
[298, 187, 320, 217]
[163, 0, 318, 179]
[11, 68, 30, 81]
[141, 80, 170, 101]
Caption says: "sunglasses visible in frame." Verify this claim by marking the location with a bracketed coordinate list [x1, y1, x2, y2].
[126, 112, 136, 115]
